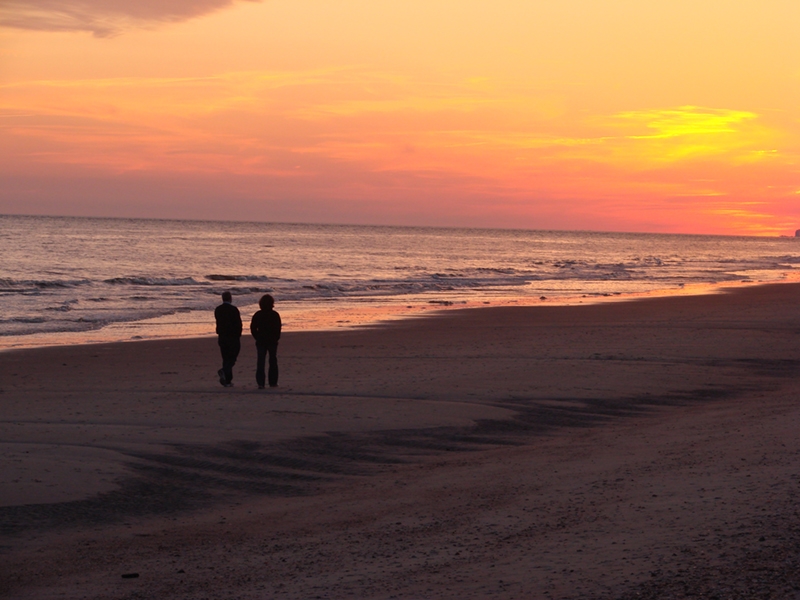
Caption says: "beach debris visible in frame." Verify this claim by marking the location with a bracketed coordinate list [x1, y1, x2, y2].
[121, 573, 139, 579]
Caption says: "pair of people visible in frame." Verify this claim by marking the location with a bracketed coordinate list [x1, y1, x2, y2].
[214, 292, 281, 389]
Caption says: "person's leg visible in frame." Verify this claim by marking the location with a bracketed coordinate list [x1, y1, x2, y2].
[222, 337, 240, 384]
[255, 343, 267, 388]
[267, 342, 279, 387]
[218, 338, 228, 385]
[220, 337, 240, 385]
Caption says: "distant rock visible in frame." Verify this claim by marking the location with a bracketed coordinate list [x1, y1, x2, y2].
[796, 229, 800, 237]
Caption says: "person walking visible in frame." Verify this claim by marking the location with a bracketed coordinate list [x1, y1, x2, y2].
[214, 291, 242, 387]
[250, 294, 282, 389]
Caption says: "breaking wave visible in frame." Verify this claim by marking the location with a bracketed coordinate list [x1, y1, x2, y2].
[103, 277, 204, 286]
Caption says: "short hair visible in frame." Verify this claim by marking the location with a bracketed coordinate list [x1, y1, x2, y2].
[221, 291, 232, 302]
[259, 294, 274, 310]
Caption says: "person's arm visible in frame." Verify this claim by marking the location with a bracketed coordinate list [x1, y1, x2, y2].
[250, 312, 258, 339]
[214, 305, 221, 335]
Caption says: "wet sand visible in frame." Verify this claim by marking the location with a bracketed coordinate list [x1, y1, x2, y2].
[2, 283, 800, 598]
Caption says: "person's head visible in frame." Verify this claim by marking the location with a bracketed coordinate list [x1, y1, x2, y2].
[259, 294, 275, 310]
[221, 291, 232, 303]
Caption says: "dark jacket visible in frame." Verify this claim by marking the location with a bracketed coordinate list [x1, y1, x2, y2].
[250, 309, 281, 345]
[215, 302, 242, 337]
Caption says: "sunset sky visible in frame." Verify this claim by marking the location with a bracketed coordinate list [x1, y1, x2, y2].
[2, 1, 799, 234]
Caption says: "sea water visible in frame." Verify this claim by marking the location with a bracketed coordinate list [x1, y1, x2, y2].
[2, 214, 800, 349]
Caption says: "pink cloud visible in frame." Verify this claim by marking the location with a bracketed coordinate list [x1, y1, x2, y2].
[0, 0, 261, 37]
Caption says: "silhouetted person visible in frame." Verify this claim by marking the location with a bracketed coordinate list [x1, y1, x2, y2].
[250, 294, 281, 389]
[214, 291, 242, 387]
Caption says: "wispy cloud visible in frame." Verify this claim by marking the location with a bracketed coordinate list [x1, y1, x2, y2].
[597, 106, 775, 164]
[0, 0, 261, 37]
[615, 106, 757, 139]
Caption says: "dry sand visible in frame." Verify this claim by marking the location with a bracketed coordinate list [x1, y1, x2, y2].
[2, 283, 800, 599]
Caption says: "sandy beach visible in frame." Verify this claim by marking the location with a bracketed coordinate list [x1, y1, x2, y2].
[2, 283, 800, 599]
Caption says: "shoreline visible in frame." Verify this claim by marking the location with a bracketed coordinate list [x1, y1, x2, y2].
[3, 281, 800, 598]
[3, 275, 798, 353]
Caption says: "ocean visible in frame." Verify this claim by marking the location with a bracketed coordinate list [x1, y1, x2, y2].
[2, 214, 800, 349]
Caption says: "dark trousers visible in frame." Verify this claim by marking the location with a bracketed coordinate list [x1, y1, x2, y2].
[218, 336, 241, 384]
[256, 342, 278, 387]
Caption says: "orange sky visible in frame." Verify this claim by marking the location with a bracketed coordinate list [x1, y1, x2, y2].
[2, 0, 799, 234]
